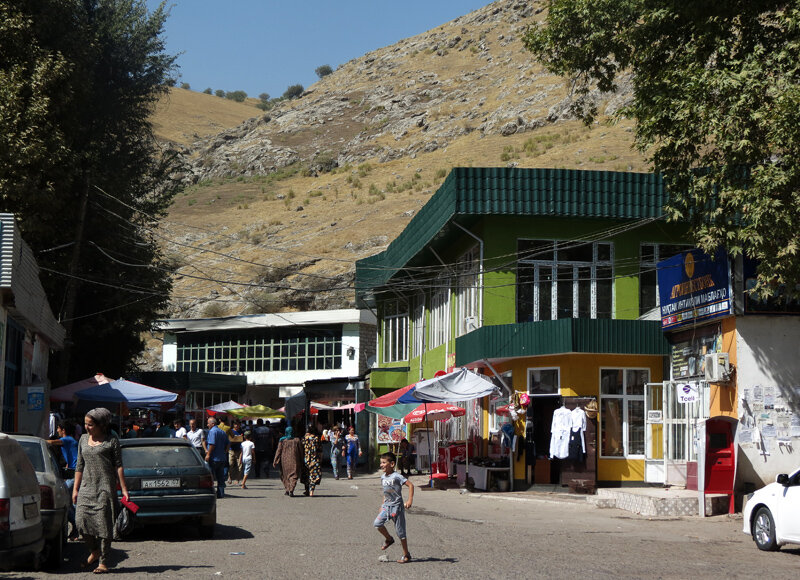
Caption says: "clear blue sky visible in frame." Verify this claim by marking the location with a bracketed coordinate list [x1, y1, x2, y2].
[146, 0, 490, 99]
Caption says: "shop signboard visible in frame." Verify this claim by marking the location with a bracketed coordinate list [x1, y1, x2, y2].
[677, 382, 699, 405]
[376, 415, 405, 444]
[657, 249, 732, 330]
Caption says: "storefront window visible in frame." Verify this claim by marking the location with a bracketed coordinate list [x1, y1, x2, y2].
[600, 368, 649, 457]
[528, 368, 560, 396]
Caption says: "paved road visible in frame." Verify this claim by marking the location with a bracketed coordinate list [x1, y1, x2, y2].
[7, 471, 800, 579]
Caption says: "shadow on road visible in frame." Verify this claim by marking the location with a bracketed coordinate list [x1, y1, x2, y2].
[102, 564, 215, 574]
[122, 522, 254, 542]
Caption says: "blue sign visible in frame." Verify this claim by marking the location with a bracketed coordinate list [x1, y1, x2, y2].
[657, 249, 732, 330]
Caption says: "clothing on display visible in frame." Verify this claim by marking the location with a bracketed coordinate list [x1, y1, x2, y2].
[549, 405, 571, 459]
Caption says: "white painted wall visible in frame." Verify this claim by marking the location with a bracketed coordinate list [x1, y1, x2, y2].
[736, 315, 800, 487]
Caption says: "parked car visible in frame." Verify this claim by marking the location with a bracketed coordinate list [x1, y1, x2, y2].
[742, 466, 800, 550]
[9, 434, 70, 569]
[0, 433, 44, 571]
[119, 438, 216, 538]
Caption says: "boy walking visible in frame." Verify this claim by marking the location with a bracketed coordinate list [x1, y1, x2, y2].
[374, 452, 413, 563]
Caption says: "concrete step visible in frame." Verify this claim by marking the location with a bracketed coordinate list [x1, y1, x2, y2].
[587, 488, 729, 517]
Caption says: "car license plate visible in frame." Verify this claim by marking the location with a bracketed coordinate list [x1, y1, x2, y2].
[142, 478, 180, 489]
[23, 502, 37, 519]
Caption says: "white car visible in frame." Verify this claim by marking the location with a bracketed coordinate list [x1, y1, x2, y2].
[743, 466, 800, 551]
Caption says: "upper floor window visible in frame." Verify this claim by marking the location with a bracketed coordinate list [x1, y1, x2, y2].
[429, 281, 450, 349]
[517, 240, 613, 322]
[411, 294, 425, 358]
[382, 300, 409, 363]
[639, 244, 692, 316]
[456, 246, 480, 337]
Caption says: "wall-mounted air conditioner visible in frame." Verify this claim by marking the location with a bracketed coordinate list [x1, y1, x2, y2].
[704, 353, 731, 382]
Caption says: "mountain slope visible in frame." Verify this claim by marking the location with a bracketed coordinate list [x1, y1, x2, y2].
[152, 0, 647, 330]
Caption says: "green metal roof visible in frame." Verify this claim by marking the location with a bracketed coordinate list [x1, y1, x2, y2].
[356, 168, 668, 302]
[455, 319, 670, 364]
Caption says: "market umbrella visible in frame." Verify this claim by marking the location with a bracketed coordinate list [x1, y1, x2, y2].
[226, 405, 285, 420]
[402, 403, 465, 424]
[50, 373, 114, 402]
[74, 378, 177, 404]
[206, 400, 245, 416]
[367, 382, 417, 408]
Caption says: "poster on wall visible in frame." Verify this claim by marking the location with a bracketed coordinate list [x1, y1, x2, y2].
[657, 249, 733, 330]
[376, 415, 406, 445]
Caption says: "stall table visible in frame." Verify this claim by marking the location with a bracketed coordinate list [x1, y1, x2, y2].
[455, 463, 513, 491]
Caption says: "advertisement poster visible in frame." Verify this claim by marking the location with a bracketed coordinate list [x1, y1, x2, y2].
[376, 415, 406, 444]
[657, 249, 732, 330]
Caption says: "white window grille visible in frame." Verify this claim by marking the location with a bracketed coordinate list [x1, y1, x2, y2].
[456, 246, 480, 337]
[382, 300, 409, 363]
[599, 368, 649, 458]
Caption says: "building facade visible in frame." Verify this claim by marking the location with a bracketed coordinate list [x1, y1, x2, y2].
[356, 168, 694, 489]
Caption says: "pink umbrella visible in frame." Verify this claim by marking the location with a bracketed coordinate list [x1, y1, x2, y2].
[50, 373, 113, 402]
[403, 403, 465, 424]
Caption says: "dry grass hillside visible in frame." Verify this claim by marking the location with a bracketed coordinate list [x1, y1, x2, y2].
[149, 0, 650, 338]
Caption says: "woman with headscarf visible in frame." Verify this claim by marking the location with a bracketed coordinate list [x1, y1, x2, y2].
[273, 426, 303, 496]
[72, 408, 129, 574]
[302, 427, 322, 496]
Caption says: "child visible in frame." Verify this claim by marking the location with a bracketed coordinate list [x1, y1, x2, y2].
[240, 432, 255, 489]
[374, 451, 413, 563]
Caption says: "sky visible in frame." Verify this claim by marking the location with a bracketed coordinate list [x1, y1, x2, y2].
[145, 0, 491, 99]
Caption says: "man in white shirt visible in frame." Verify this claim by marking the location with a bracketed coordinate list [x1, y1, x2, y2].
[173, 419, 187, 439]
[186, 418, 206, 451]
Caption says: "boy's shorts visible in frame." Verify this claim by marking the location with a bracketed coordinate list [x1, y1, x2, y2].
[242, 458, 252, 475]
[373, 503, 406, 539]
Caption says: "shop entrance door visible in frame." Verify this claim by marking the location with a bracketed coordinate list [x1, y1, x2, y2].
[559, 397, 597, 491]
[644, 383, 665, 483]
[663, 381, 708, 486]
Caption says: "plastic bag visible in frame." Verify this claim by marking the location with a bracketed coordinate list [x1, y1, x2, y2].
[114, 498, 139, 540]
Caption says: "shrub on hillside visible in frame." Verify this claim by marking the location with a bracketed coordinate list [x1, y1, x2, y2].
[258, 93, 270, 102]
[180, 82, 190, 90]
[315, 64, 333, 78]
[225, 90, 247, 102]
[283, 84, 304, 99]
[203, 87, 212, 94]
[214, 89, 225, 98]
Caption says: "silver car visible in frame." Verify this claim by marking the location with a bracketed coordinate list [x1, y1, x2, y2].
[742, 466, 800, 551]
[10, 434, 70, 569]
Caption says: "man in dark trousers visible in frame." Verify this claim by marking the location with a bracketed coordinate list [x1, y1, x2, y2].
[253, 419, 272, 478]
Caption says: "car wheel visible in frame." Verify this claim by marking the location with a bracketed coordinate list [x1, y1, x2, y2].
[753, 506, 779, 551]
[44, 525, 64, 569]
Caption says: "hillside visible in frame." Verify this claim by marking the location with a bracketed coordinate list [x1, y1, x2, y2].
[149, 0, 649, 341]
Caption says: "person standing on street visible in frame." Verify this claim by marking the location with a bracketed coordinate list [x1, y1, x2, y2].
[328, 426, 345, 479]
[374, 451, 413, 564]
[240, 432, 255, 489]
[47, 422, 78, 539]
[273, 426, 303, 496]
[253, 419, 271, 478]
[227, 421, 244, 485]
[72, 408, 129, 574]
[302, 427, 322, 496]
[173, 419, 187, 439]
[186, 418, 206, 452]
[205, 417, 229, 498]
[344, 426, 362, 480]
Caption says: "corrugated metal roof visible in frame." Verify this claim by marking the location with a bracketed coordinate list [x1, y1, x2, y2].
[356, 168, 668, 301]
[455, 319, 670, 364]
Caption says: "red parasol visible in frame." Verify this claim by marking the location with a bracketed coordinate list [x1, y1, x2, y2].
[367, 382, 417, 408]
[402, 403, 465, 424]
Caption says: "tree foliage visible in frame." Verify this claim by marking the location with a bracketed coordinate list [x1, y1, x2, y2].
[525, 0, 800, 298]
[225, 89, 247, 102]
[283, 83, 304, 99]
[0, 0, 183, 381]
[315, 64, 333, 78]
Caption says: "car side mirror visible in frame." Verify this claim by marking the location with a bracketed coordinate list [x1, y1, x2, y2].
[776, 473, 789, 486]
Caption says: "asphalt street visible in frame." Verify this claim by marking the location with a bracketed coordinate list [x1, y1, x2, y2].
[7, 470, 800, 579]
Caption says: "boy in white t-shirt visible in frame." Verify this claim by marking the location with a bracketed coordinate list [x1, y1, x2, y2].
[240, 432, 255, 489]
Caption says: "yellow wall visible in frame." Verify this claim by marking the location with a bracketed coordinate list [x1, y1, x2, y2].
[708, 317, 738, 418]
[480, 353, 665, 483]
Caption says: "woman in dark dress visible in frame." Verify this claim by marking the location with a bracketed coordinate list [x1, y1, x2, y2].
[72, 408, 129, 574]
[273, 426, 303, 496]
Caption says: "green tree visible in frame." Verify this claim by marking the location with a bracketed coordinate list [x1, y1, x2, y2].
[283, 83, 304, 99]
[180, 82, 190, 90]
[315, 64, 333, 78]
[258, 92, 270, 102]
[215, 89, 225, 98]
[225, 89, 247, 102]
[203, 87, 212, 94]
[0, 0, 182, 381]
[525, 0, 800, 298]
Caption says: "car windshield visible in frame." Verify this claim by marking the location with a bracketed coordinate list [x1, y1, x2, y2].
[18, 440, 45, 471]
[122, 446, 202, 468]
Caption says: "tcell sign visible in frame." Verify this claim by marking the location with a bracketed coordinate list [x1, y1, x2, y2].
[677, 383, 699, 404]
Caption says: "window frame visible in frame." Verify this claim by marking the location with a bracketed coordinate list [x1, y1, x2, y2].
[429, 279, 450, 349]
[527, 367, 561, 397]
[382, 299, 409, 363]
[411, 293, 425, 358]
[456, 246, 481, 337]
[598, 367, 650, 459]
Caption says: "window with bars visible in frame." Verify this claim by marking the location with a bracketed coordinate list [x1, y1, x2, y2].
[639, 243, 692, 316]
[599, 368, 649, 458]
[411, 294, 425, 358]
[176, 327, 342, 373]
[382, 300, 409, 363]
[429, 281, 450, 349]
[517, 239, 614, 322]
[456, 246, 480, 337]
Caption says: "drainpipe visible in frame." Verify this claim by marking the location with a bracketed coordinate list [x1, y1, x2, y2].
[453, 222, 484, 328]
